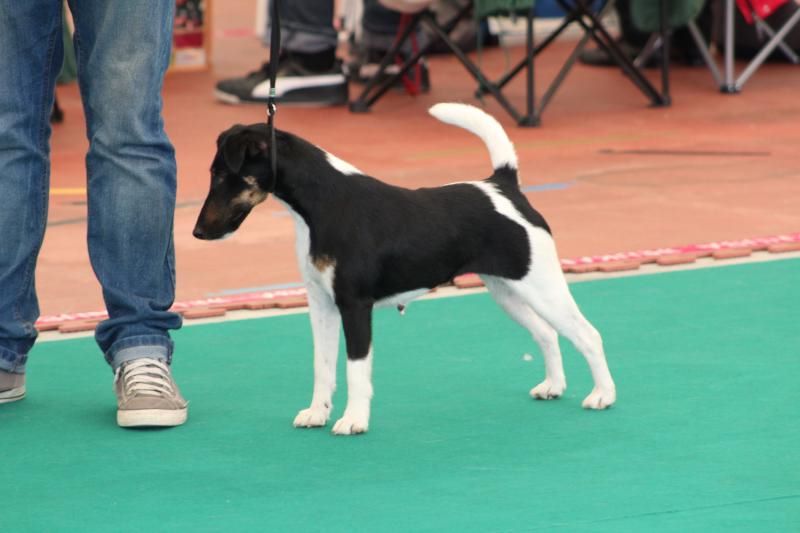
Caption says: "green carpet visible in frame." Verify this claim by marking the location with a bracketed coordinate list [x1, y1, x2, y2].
[3, 259, 800, 532]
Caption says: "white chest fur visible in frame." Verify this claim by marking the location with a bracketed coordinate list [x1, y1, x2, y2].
[276, 199, 335, 299]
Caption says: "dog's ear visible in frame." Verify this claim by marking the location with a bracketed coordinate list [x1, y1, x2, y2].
[221, 128, 268, 174]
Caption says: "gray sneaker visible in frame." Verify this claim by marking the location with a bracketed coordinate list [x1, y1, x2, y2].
[114, 358, 188, 427]
[0, 370, 25, 404]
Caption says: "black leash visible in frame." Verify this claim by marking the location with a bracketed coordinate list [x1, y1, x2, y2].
[267, 0, 281, 181]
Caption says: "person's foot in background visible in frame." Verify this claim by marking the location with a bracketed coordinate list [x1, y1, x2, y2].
[215, 47, 348, 106]
[578, 34, 704, 68]
[579, 39, 644, 67]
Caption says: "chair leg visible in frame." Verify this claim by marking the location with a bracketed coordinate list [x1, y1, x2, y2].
[735, 8, 800, 90]
[422, 15, 525, 123]
[349, 4, 473, 113]
[538, 30, 593, 114]
[474, 3, 604, 124]
[475, 14, 575, 97]
[752, 14, 800, 63]
[636, 20, 722, 90]
[634, 34, 662, 69]
[723, 0, 736, 93]
[349, 12, 422, 113]
[687, 20, 723, 87]
[520, 7, 539, 127]
[659, 0, 671, 106]
[558, 0, 666, 106]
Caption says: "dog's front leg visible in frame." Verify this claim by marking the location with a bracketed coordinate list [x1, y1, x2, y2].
[332, 300, 373, 435]
[293, 286, 340, 428]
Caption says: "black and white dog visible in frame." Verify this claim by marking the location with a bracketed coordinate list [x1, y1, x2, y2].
[193, 103, 616, 435]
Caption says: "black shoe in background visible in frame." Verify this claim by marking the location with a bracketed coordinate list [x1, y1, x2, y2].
[215, 48, 348, 106]
[579, 39, 647, 67]
[579, 37, 703, 69]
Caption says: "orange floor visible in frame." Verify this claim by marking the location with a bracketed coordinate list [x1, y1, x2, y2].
[41, 2, 800, 318]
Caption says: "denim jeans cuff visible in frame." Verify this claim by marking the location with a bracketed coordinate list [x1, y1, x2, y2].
[106, 334, 173, 370]
[0, 345, 27, 374]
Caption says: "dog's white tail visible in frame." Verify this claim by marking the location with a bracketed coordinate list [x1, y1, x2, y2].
[428, 103, 518, 171]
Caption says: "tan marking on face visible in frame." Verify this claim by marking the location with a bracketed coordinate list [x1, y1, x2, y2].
[233, 177, 268, 208]
[312, 254, 336, 272]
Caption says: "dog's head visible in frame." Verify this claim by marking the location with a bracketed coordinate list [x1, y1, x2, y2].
[193, 124, 275, 240]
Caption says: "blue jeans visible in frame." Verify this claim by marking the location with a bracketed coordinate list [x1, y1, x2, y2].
[0, 0, 182, 374]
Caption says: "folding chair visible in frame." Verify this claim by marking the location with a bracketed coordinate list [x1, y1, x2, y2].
[722, 0, 800, 92]
[631, 0, 722, 93]
[474, 0, 670, 124]
[349, 0, 533, 124]
[632, 0, 799, 93]
[349, 0, 669, 126]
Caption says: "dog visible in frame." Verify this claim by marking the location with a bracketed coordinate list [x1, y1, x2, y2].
[193, 103, 616, 435]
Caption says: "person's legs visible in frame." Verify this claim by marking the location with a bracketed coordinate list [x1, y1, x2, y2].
[67, 0, 187, 426]
[615, 0, 650, 48]
[352, 0, 430, 92]
[361, 0, 404, 52]
[0, 1, 63, 402]
[215, 0, 347, 106]
[68, 0, 181, 367]
[279, 0, 338, 53]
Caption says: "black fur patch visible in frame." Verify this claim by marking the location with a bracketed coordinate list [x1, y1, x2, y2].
[492, 165, 552, 234]
[270, 133, 547, 301]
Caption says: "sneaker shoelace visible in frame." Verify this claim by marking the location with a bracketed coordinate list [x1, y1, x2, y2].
[114, 358, 174, 398]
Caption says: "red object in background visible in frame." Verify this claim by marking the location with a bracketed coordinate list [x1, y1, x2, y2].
[393, 14, 423, 96]
[174, 31, 203, 48]
[736, 0, 789, 24]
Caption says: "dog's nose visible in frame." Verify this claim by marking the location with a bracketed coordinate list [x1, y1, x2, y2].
[192, 226, 206, 239]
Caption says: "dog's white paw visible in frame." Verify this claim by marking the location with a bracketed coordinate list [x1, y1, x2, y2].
[530, 379, 566, 400]
[582, 387, 616, 409]
[331, 412, 369, 435]
[293, 406, 331, 428]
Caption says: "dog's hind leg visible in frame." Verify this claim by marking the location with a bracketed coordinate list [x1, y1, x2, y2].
[293, 285, 341, 428]
[482, 276, 567, 400]
[332, 300, 374, 435]
[508, 229, 616, 409]
[514, 280, 616, 409]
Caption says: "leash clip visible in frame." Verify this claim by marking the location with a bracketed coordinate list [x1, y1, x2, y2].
[267, 88, 277, 118]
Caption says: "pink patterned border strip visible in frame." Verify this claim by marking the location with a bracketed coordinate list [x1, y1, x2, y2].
[559, 232, 800, 266]
[36, 232, 800, 328]
[35, 288, 308, 328]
